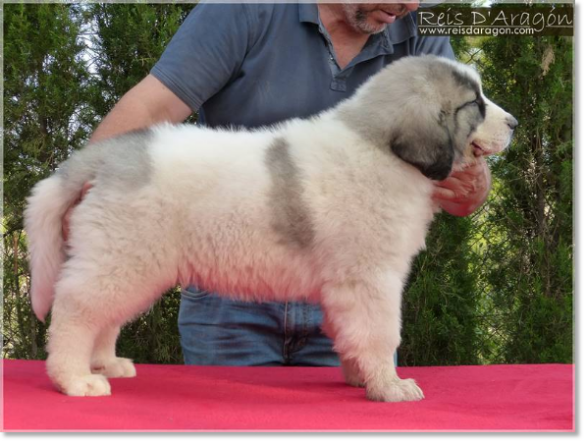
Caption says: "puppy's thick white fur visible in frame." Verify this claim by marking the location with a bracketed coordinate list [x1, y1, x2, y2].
[25, 56, 515, 400]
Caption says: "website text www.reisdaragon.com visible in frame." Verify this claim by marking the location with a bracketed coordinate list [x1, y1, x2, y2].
[419, 26, 536, 36]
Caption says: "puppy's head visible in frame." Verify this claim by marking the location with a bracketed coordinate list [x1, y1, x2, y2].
[338, 55, 517, 180]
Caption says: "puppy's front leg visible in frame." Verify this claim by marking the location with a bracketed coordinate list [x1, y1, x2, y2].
[322, 276, 424, 402]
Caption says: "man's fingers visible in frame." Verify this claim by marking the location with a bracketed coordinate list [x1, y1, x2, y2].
[432, 186, 456, 201]
[434, 178, 475, 203]
[433, 158, 491, 217]
[449, 163, 485, 181]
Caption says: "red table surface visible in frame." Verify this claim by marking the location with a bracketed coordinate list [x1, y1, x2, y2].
[1, 359, 574, 432]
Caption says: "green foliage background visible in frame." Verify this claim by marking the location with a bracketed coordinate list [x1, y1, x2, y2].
[2, 4, 574, 366]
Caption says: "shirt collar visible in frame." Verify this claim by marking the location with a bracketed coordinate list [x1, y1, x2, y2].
[299, 3, 320, 24]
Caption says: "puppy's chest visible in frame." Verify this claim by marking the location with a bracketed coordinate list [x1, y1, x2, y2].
[310, 163, 436, 256]
[312, 159, 435, 221]
[359, 192, 435, 244]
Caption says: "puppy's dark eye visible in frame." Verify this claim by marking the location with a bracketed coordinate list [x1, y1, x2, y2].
[472, 97, 486, 117]
[468, 97, 483, 107]
[455, 96, 485, 115]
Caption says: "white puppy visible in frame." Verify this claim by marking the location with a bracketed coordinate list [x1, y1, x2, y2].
[25, 55, 517, 400]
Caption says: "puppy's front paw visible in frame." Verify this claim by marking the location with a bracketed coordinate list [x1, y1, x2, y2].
[60, 374, 112, 397]
[366, 378, 424, 402]
[92, 357, 136, 378]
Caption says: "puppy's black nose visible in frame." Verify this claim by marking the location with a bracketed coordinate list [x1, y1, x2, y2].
[507, 115, 518, 130]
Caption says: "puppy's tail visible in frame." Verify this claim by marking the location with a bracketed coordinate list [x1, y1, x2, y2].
[24, 174, 79, 322]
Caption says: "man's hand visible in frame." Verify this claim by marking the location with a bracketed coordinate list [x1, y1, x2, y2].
[432, 157, 491, 217]
[62, 182, 93, 242]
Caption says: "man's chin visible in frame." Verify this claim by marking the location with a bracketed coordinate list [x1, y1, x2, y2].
[356, 19, 389, 34]
[368, 22, 389, 34]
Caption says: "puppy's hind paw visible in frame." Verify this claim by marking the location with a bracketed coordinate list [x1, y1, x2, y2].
[344, 371, 366, 388]
[341, 362, 366, 388]
[61, 374, 112, 397]
[92, 357, 136, 378]
[367, 378, 424, 402]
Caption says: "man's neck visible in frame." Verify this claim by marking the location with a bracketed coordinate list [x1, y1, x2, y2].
[317, 4, 370, 69]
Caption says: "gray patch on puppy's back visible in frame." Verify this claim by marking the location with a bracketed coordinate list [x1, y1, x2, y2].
[265, 137, 315, 249]
[58, 128, 154, 192]
[95, 129, 154, 190]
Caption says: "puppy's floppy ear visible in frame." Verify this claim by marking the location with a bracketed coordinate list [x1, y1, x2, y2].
[390, 112, 455, 181]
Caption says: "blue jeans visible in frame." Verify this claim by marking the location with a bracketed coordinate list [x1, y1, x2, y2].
[178, 286, 341, 366]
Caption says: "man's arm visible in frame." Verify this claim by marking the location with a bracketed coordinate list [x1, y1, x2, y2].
[90, 74, 192, 144]
[64, 3, 255, 240]
[62, 74, 192, 240]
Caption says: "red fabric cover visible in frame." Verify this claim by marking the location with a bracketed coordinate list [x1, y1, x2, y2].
[2, 359, 574, 432]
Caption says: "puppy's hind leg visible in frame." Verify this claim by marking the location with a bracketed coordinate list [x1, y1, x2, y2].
[91, 326, 136, 379]
[322, 275, 424, 402]
[340, 356, 366, 388]
[46, 274, 112, 396]
[46, 257, 156, 396]
[322, 319, 365, 387]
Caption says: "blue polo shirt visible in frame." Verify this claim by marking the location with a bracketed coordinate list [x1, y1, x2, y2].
[151, 2, 454, 129]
